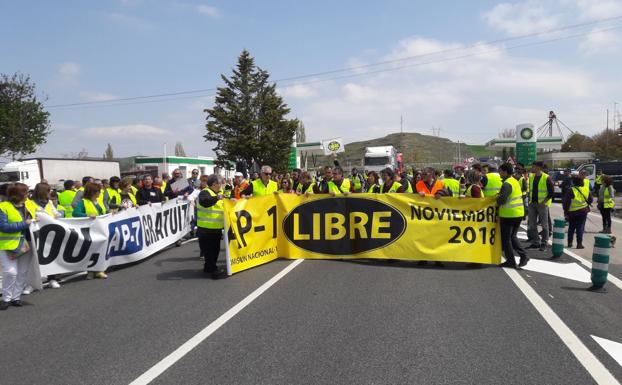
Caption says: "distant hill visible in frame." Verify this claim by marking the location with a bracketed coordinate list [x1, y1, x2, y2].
[315, 132, 495, 169]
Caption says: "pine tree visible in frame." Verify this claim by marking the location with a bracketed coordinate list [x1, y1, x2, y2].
[103, 143, 114, 159]
[204, 50, 298, 171]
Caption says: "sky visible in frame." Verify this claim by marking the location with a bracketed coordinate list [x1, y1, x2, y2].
[2, 0, 622, 159]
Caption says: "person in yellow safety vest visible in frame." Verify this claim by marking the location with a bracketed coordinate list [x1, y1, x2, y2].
[240, 165, 278, 197]
[562, 176, 593, 250]
[57, 180, 77, 218]
[105, 176, 121, 210]
[113, 178, 137, 209]
[442, 169, 460, 197]
[380, 168, 405, 193]
[160, 173, 169, 193]
[463, 170, 483, 198]
[72, 182, 108, 279]
[25, 183, 60, 219]
[593, 169, 603, 194]
[526, 161, 554, 251]
[578, 169, 591, 194]
[497, 163, 528, 268]
[481, 166, 503, 197]
[296, 171, 316, 195]
[196, 174, 227, 280]
[71, 176, 94, 209]
[598, 175, 615, 235]
[514, 163, 528, 215]
[454, 165, 466, 195]
[0, 183, 35, 310]
[366, 171, 381, 193]
[350, 168, 365, 193]
[327, 167, 351, 195]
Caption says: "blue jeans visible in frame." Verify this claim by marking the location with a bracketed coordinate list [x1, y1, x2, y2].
[568, 214, 587, 246]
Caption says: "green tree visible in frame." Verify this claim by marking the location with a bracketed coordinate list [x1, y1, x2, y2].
[103, 143, 114, 159]
[561, 133, 596, 153]
[204, 50, 298, 171]
[0, 73, 51, 159]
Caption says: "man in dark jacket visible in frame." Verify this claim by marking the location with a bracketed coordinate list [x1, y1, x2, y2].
[136, 175, 164, 205]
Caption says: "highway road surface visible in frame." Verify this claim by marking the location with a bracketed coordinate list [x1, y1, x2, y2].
[1, 216, 621, 385]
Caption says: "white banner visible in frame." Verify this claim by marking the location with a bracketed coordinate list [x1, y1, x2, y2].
[30, 199, 193, 277]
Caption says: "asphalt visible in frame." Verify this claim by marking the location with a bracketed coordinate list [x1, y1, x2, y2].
[1, 233, 621, 385]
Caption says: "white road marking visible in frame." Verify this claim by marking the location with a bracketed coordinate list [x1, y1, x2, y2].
[548, 293, 554, 299]
[519, 224, 622, 291]
[503, 268, 620, 385]
[129, 259, 304, 385]
[522, 259, 591, 283]
[592, 336, 622, 368]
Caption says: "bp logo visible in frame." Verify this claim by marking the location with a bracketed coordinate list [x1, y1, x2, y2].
[327, 141, 341, 152]
[283, 197, 406, 255]
[520, 127, 534, 140]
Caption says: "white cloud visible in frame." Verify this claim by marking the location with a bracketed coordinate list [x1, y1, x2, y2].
[196, 4, 220, 18]
[579, 27, 620, 54]
[483, 1, 560, 36]
[80, 91, 118, 102]
[278, 84, 318, 99]
[51, 62, 81, 88]
[82, 124, 170, 138]
[570, 0, 622, 19]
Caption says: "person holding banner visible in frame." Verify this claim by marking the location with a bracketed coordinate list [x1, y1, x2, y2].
[327, 167, 350, 196]
[415, 167, 447, 198]
[463, 170, 483, 198]
[197, 175, 227, 279]
[295, 171, 315, 195]
[241, 165, 278, 197]
[0, 183, 35, 310]
[73, 183, 108, 279]
[26, 183, 63, 289]
[497, 163, 528, 269]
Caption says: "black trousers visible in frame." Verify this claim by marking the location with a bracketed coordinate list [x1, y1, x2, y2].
[198, 230, 222, 272]
[600, 207, 612, 229]
[500, 217, 526, 265]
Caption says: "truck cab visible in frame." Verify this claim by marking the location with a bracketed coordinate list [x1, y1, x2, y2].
[363, 146, 397, 173]
[576, 161, 622, 191]
[0, 160, 40, 190]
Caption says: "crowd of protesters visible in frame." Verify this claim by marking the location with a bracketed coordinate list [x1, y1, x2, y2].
[0, 161, 616, 310]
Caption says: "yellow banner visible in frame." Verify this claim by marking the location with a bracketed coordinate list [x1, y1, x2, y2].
[224, 194, 501, 274]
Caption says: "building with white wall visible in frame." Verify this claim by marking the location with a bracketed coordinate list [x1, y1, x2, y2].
[134, 156, 232, 179]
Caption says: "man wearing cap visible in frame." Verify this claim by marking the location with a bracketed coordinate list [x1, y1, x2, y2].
[233, 172, 249, 199]
[526, 161, 554, 251]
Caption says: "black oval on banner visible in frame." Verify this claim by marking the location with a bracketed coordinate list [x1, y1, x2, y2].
[283, 197, 406, 255]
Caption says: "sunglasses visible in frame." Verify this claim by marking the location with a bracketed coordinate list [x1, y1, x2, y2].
[263, 172, 272, 176]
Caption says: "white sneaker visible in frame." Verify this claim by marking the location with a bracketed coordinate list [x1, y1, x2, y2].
[22, 285, 34, 295]
[49, 280, 61, 289]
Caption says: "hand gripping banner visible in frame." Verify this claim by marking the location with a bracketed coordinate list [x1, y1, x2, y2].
[224, 194, 502, 275]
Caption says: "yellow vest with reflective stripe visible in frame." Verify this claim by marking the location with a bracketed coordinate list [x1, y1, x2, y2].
[58, 190, 76, 218]
[296, 183, 315, 194]
[197, 188, 224, 229]
[25, 199, 55, 218]
[84, 199, 105, 216]
[528, 173, 551, 206]
[161, 181, 167, 193]
[366, 184, 379, 193]
[483, 173, 502, 197]
[604, 187, 614, 209]
[465, 184, 483, 199]
[443, 178, 460, 196]
[499, 177, 525, 218]
[569, 187, 588, 212]
[328, 179, 351, 195]
[382, 181, 402, 193]
[580, 179, 590, 198]
[0, 201, 26, 250]
[107, 188, 120, 206]
[251, 179, 278, 196]
[350, 176, 363, 191]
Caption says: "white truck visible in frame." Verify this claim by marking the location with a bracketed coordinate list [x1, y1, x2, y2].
[363, 146, 398, 173]
[0, 158, 121, 190]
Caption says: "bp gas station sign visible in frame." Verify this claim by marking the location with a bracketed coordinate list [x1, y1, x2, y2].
[516, 123, 537, 165]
